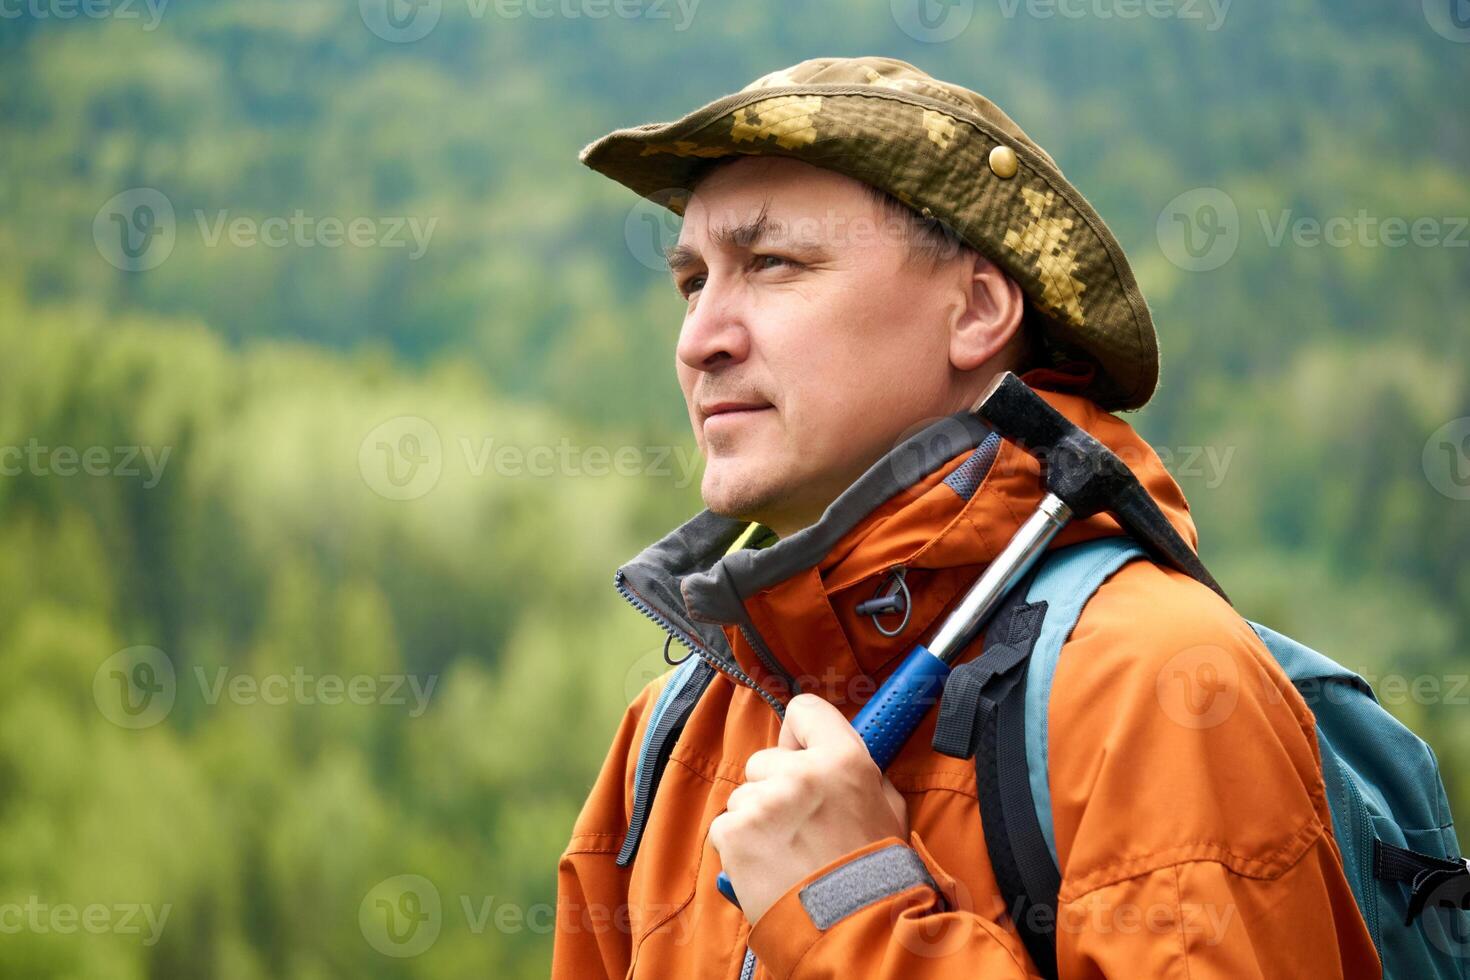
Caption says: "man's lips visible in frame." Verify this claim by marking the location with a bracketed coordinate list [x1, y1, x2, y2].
[702, 401, 770, 416]
[701, 402, 774, 427]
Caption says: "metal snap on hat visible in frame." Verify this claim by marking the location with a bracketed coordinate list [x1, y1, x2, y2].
[578, 55, 1160, 411]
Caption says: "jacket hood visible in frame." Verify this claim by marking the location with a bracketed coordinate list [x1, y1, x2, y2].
[613, 381, 1200, 714]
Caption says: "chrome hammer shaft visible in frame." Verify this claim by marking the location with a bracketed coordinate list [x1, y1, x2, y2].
[926, 492, 1072, 663]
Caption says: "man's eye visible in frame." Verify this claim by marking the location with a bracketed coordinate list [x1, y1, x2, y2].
[678, 255, 795, 298]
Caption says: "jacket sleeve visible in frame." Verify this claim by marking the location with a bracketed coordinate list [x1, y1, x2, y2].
[745, 562, 1382, 980]
[1044, 561, 1381, 979]
[747, 830, 1041, 979]
[550, 676, 660, 980]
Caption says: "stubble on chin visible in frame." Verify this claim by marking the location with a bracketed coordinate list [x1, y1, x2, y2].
[700, 458, 788, 524]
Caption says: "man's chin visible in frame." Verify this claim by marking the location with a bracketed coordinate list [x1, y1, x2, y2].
[700, 461, 787, 524]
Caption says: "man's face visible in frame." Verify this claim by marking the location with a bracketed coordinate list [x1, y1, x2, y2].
[667, 155, 981, 535]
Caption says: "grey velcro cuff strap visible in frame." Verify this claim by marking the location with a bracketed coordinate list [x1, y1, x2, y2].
[798, 843, 937, 930]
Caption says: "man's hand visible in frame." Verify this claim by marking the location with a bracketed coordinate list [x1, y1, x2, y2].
[708, 692, 909, 924]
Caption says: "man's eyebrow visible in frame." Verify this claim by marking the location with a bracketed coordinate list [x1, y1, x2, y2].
[663, 209, 802, 274]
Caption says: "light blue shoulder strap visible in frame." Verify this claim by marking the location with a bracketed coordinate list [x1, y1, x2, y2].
[1021, 537, 1149, 865]
[631, 653, 703, 785]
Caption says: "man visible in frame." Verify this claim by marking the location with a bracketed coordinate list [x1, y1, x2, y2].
[555, 56, 1379, 978]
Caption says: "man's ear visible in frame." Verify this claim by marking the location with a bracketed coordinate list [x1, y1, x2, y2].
[948, 251, 1025, 372]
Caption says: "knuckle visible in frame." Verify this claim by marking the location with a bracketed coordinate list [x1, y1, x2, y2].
[708, 813, 730, 850]
[787, 760, 822, 792]
[787, 693, 823, 717]
[726, 783, 751, 810]
[770, 777, 805, 808]
[743, 748, 776, 779]
[823, 743, 864, 775]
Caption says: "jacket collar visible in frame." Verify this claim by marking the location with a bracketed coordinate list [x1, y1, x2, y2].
[614, 385, 1199, 713]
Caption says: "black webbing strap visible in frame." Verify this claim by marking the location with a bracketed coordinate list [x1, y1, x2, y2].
[932, 596, 1048, 759]
[931, 582, 1061, 978]
[1374, 838, 1470, 925]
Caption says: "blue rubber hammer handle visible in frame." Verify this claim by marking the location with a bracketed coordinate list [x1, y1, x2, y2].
[715, 646, 952, 907]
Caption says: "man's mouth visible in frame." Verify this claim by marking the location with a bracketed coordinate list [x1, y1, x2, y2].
[701, 401, 774, 429]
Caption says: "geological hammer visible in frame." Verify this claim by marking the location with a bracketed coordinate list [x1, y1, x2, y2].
[715, 372, 1225, 907]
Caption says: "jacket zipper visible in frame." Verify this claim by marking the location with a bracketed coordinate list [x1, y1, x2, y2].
[615, 571, 774, 980]
[738, 622, 800, 700]
[615, 571, 788, 718]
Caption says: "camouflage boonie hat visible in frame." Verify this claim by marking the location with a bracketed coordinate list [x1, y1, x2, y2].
[578, 56, 1159, 411]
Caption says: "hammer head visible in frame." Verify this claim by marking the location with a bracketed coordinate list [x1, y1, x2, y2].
[974, 372, 1229, 602]
[973, 371, 1129, 520]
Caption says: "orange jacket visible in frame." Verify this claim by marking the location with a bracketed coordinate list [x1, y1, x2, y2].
[553, 385, 1380, 979]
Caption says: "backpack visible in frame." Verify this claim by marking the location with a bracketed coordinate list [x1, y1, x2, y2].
[618, 538, 1470, 979]
[927, 536, 1470, 979]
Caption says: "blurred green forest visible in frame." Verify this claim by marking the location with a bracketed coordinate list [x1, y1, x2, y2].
[0, 0, 1467, 975]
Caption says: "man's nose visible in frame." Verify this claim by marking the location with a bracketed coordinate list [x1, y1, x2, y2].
[675, 275, 750, 372]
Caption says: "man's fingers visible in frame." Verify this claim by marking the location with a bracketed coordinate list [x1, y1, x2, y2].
[881, 775, 909, 837]
[777, 693, 865, 753]
[708, 810, 731, 856]
[725, 781, 757, 813]
[744, 746, 799, 782]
